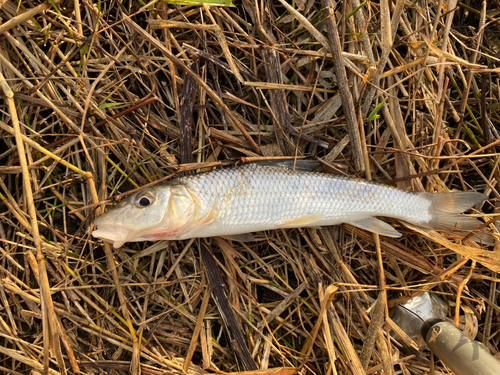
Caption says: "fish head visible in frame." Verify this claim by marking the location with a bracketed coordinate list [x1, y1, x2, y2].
[92, 183, 199, 248]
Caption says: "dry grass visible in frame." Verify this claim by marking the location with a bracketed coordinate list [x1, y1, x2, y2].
[0, 0, 499, 374]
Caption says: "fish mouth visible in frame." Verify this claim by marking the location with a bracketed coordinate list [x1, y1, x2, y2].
[92, 225, 131, 249]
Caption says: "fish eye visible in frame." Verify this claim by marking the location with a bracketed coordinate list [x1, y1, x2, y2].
[135, 190, 156, 208]
[139, 197, 151, 207]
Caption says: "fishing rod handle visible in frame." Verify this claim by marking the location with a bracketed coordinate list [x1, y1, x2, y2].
[424, 320, 500, 375]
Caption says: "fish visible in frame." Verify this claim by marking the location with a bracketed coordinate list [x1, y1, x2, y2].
[92, 162, 489, 248]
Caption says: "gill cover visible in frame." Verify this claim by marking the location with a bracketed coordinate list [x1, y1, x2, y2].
[161, 185, 200, 237]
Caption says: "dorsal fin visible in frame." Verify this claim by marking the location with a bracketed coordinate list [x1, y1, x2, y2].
[255, 159, 321, 172]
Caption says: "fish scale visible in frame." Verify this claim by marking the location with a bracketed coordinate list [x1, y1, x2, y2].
[92, 163, 489, 248]
[177, 164, 432, 237]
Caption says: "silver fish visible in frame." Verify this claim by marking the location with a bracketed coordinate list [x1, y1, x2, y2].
[92, 162, 487, 248]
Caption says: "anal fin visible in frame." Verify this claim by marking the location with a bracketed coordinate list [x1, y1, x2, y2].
[279, 213, 325, 228]
[349, 217, 401, 238]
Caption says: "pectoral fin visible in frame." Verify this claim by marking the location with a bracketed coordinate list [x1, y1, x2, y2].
[349, 218, 401, 237]
[279, 213, 325, 228]
[198, 196, 219, 226]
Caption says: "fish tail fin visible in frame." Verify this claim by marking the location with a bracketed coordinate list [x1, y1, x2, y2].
[419, 191, 492, 244]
